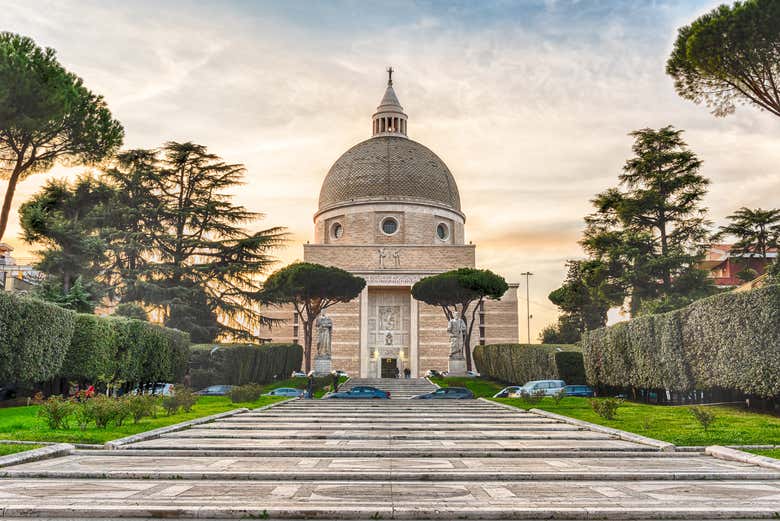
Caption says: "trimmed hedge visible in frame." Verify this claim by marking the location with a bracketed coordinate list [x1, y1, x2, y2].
[473, 343, 586, 385]
[0, 291, 190, 387]
[0, 292, 75, 384]
[190, 343, 303, 387]
[582, 285, 780, 398]
[60, 313, 117, 382]
[112, 318, 190, 385]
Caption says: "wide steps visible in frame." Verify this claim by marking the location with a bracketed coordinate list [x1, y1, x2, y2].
[1, 389, 778, 519]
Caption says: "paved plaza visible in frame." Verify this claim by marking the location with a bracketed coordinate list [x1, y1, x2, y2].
[0, 379, 779, 519]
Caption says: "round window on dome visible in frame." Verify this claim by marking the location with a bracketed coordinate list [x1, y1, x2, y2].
[381, 217, 399, 235]
[331, 222, 343, 240]
[436, 223, 449, 241]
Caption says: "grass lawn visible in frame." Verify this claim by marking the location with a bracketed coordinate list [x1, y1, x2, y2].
[494, 396, 780, 447]
[748, 449, 780, 460]
[430, 376, 505, 397]
[0, 443, 44, 456]
[0, 395, 284, 445]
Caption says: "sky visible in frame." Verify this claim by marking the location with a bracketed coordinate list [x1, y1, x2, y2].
[3, 0, 780, 341]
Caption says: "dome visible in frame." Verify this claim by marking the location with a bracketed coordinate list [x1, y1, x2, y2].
[317, 136, 462, 214]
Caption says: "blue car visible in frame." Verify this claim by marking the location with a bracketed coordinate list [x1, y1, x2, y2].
[264, 387, 304, 397]
[326, 386, 390, 399]
[412, 387, 474, 400]
[195, 385, 234, 396]
[564, 385, 595, 397]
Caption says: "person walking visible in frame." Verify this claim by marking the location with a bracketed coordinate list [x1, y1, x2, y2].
[306, 374, 314, 399]
[332, 371, 340, 393]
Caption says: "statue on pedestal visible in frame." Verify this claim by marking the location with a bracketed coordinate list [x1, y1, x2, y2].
[316, 312, 333, 358]
[447, 316, 466, 360]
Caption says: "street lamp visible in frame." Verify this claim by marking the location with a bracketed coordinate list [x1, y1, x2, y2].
[520, 272, 533, 344]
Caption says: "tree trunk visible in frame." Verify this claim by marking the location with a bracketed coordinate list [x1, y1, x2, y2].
[0, 166, 23, 242]
[464, 301, 482, 373]
[303, 319, 313, 373]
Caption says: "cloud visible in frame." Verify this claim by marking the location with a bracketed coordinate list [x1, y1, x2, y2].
[2, 0, 780, 341]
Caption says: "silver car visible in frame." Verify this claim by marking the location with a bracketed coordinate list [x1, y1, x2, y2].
[509, 380, 566, 397]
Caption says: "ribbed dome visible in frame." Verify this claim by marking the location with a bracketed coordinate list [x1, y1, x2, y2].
[318, 136, 461, 214]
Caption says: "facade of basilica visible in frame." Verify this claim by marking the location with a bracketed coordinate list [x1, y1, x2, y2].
[264, 72, 520, 378]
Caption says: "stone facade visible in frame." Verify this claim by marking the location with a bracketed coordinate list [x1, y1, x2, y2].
[259, 72, 520, 377]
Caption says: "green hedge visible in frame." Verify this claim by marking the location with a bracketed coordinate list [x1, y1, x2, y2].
[60, 313, 117, 382]
[190, 343, 303, 387]
[112, 318, 190, 385]
[582, 285, 780, 398]
[0, 292, 75, 384]
[0, 291, 190, 387]
[473, 343, 586, 385]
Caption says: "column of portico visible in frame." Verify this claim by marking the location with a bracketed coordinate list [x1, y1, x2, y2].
[410, 291, 419, 377]
[359, 286, 369, 377]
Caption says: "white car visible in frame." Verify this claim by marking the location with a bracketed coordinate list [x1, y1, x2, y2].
[291, 371, 307, 378]
[131, 383, 175, 396]
[509, 380, 566, 397]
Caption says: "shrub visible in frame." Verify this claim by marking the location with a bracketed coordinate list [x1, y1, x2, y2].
[473, 343, 585, 385]
[688, 406, 716, 431]
[175, 388, 198, 413]
[590, 398, 622, 420]
[516, 389, 545, 405]
[551, 388, 566, 405]
[73, 400, 95, 430]
[583, 285, 780, 398]
[37, 395, 73, 429]
[125, 394, 159, 423]
[0, 292, 75, 384]
[161, 395, 180, 416]
[86, 395, 120, 428]
[230, 384, 263, 403]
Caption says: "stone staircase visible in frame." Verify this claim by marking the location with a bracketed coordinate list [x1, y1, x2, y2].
[338, 377, 437, 398]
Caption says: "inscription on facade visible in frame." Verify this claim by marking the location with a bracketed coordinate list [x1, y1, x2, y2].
[363, 274, 425, 286]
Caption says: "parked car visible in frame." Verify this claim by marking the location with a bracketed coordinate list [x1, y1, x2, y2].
[565, 385, 594, 397]
[291, 371, 307, 378]
[412, 387, 475, 399]
[132, 383, 176, 396]
[325, 386, 390, 399]
[509, 380, 566, 397]
[195, 385, 234, 396]
[0, 385, 17, 401]
[335, 370, 349, 377]
[264, 387, 304, 397]
[493, 386, 521, 398]
[465, 370, 480, 377]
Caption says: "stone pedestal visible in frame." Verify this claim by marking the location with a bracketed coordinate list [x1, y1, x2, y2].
[314, 356, 332, 376]
[448, 357, 467, 376]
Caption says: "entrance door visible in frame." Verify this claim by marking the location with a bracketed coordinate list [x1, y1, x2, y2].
[381, 358, 398, 378]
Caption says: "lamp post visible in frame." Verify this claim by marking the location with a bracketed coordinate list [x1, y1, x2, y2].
[520, 272, 533, 344]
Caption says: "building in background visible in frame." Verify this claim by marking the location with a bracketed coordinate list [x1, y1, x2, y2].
[262, 71, 520, 377]
[0, 243, 43, 293]
[700, 243, 777, 288]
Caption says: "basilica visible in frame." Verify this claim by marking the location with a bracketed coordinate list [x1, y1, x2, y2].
[265, 71, 520, 378]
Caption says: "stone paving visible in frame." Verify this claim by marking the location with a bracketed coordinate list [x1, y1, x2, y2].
[0, 379, 779, 519]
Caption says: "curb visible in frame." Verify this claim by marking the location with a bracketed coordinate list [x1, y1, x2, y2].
[478, 397, 531, 412]
[105, 408, 249, 450]
[706, 445, 780, 471]
[0, 443, 74, 468]
[528, 408, 676, 452]
[251, 397, 296, 411]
